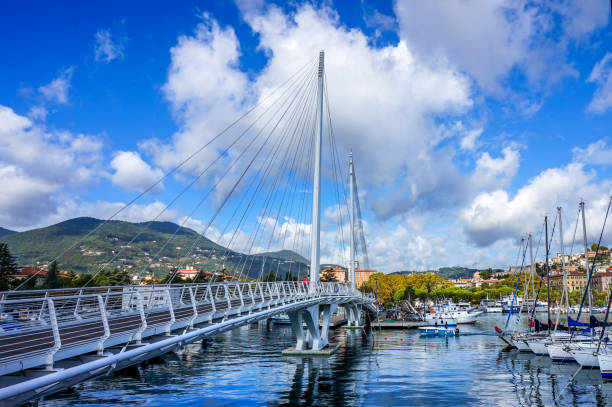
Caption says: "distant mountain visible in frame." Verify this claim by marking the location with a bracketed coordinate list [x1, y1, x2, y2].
[256, 249, 309, 264]
[0, 227, 16, 238]
[391, 267, 485, 279]
[0, 217, 307, 279]
[437, 266, 481, 280]
[320, 263, 346, 270]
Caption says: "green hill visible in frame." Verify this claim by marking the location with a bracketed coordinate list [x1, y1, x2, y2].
[437, 266, 481, 280]
[256, 249, 309, 264]
[0, 227, 16, 238]
[0, 217, 309, 280]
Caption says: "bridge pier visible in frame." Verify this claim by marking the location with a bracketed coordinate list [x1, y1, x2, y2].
[282, 303, 339, 356]
[342, 304, 363, 329]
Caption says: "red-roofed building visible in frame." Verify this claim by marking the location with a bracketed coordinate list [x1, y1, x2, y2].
[13, 267, 47, 279]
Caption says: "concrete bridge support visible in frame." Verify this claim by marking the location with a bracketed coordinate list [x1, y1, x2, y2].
[343, 304, 362, 329]
[283, 303, 339, 355]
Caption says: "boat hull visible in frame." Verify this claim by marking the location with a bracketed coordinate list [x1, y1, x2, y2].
[598, 354, 612, 378]
[514, 338, 532, 352]
[547, 343, 576, 363]
[526, 339, 549, 356]
[570, 347, 599, 368]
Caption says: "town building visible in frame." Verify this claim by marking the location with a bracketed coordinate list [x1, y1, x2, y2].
[12, 267, 47, 280]
[355, 269, 376, 288]
[593, 272, 612, 292]
[548, 272, 588, 293]
[321, 266, 347, 282]
[177, 266, 199, 279]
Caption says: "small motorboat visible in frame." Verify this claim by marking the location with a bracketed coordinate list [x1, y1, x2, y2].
[418, 326, 459, 336]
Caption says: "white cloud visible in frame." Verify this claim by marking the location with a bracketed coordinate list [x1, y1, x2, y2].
[472, 147, 520, 189]
[394, 0, 608, 97]
[573, 139, 612, 165]
[587, 52, 612, 114]
[38, 68, 73, 104]
[27, 106, 48, 121]
[0, 165, 58, 230]
[461, 162, 612, 247]
[0, 106, 103, 229]
[110, 151, 163, 192]
[94, 28, 126, 63]
[146, 6, 476, 222]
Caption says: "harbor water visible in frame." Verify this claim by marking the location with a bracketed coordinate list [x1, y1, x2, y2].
[38, 314, 612, 406]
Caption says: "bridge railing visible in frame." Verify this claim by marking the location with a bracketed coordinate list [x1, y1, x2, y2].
[0, 281, 370, 335]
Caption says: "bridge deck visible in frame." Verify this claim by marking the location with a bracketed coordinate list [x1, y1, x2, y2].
[0, 282, 372, 379]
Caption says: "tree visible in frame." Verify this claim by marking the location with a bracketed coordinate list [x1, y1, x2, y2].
[0, 243, 17, 290]
[93, 268, 133, 286]
[320, 269, 338, 282]
[479, 268, 493, 280]
[403, 286, 415, 302]
[45, 261, 60, 289]
[263, 270, 279, 282]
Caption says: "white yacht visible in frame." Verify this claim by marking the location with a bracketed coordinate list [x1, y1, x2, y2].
[480, 298, 503, 313]
[425, 302, 483, 325]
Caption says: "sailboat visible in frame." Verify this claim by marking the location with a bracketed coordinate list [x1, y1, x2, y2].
[562, 198, 612, 369]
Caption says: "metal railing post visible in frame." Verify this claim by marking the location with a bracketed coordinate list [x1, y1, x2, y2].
[97, 295, 110, 355]
[224, 285, 231, 311]
[247, 284, 255, 314]
[73, 289, 83, 320]
[46, 298, 61, 370]
[164, 288, 175, 335]
[188, 287, 197, 329]
[207, 285, 216, 322]
[38, 292, 49, 322]
[237, 284, 244, 314]
[134, 292, 147, 344]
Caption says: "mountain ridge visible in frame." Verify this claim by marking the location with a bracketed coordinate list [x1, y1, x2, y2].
[0, 227, 16, 238]
[0, 217, 308, 279]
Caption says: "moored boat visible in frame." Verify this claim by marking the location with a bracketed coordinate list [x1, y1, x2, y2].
[567, 342, 601, 368]
[418, 326, 459, 336]
[425, 302, 483, 325]
[598, 353, 612, 378]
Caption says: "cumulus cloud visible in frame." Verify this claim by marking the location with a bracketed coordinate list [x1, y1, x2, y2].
[110, 151, 163, 192]
[38, 68, 73, 104]
[573, 139, 612, 165]
[94, 28, 126, 63]
[394, 0, 608, 98]
[27, 106, 48, 121]
[0, 106, 103, 229]
[144, 5, 480, 222]
[462, 162, 612, 247]
[587, 52, 612, 114]
[472, 147, 520, 189]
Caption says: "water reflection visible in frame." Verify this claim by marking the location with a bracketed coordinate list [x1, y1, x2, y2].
[38, 315, 612, 407]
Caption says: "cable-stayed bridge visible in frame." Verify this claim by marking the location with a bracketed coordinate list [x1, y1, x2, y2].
[0, 51, 375, 405]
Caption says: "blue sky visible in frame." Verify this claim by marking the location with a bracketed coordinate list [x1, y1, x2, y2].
[0, 1, 611, 272]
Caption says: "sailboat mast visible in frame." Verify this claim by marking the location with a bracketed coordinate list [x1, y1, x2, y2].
[349, 150, 356, 291]
[580, 201, 593, 314]
[545, 215, 550, 333]
[309, 50, 324, 291]
[529, 233, 535, 310]
[558, 207, 570, 316]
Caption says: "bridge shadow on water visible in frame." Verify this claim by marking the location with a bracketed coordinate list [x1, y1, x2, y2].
[275, 330, 369, 407]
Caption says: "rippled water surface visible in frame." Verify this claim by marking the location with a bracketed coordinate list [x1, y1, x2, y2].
[39, 315, 612, 406]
